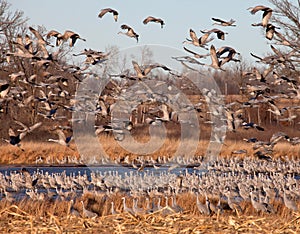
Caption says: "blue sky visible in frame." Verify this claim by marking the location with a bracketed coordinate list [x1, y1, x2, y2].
[7, 0, 274, 66]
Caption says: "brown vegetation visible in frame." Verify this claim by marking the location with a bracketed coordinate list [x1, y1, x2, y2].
[1, 133, 300, 165]
[0, 193, 299, 233]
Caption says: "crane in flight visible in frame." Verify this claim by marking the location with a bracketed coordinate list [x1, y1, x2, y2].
[143, 16, 165, 28]
[211, 18, 236, 27]
[98, 8, 119, 22]
[118, 24, 139, 42]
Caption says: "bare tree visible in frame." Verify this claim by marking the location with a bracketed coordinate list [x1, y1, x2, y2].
[0, 1, 28, 68]
[269, 0, 300, 42]
[268, 0, 300, 73]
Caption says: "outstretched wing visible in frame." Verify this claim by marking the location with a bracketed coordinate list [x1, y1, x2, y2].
[14, 120, 29, 132]
[270, 45, 282, 57]
[210, 45, 220, 67]
[29, 26, 45, 41]
[98, 8, 110, 18]
[132, 60, 143, 76]
[63, 30, 76, 39]
[143, 16, 155, 24]
[46, 30, 61, 39]
[250, 52, 263, 61]
[28, 122, 42, 133]
[56, 129, 66, 142]
[184, 46, 198, 56]
[211, 18, 226, 24]
[189, 29, 198, 43]
[144, 63, 171, 75]
[248, 5, 270, 14]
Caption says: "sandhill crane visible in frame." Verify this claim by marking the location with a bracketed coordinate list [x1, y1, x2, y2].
[48, 129, 72, 146]
[122, 197, 134, 214]
[269, 132, 289, 144]
[196, 193, 211, 215]
[279, 114, 297, 123]
[170, 195, 183, 213]
[208, 45, 224, 70]
[283, 189, 298, 211]
[94, 124, 114, 136]
[272, 71, 298, 86]
[211, 17, 236, 27]
[7, 33, 36, 61]
[111, 201, 119, 215]
[226, 194, 243, 213]
[242, 121, 264, 131]
[216, 46, 240, 66]
[151, 197, 162, 212]
[250, 191, 273, 213]
[267, 100, 281, 116]
[250, 51, 277, 64]
[81, 201, 98, 218]
[158, 104, 170, 121]
[254, 150, 273, 161]
[147, 104, 174, 123]
[118, 24, 139, 42]
[98, 8, 119, 22]
[29, 26, 52, 58]
[61, 30, 86, 47]
[9, 34, 24, 53]
[129, 60, 171, 80]
[68, 200, 80, 217]
[200, 28, 228, 40]
[4, 121, 42, 148]
[248, 5, 272, 27]
[251, 23, 279, 40]
[8, 39, 35, 59]
[132, 198, 146, 215]
[47, 30, 86, 47]
[24, 34, 33, 53]
[208, 198, 222, 214]
[216, 46, 239, 58]
[225, 108, 244, 132]
[46, 30, 63, 46]
[143, 16, 165, 28]
[29, 26, 52, 47]
[73, 49, 110, 65]
[183, 29, 213, 49]
[270, 44, 296, 67]
[246, 65, 273, 83]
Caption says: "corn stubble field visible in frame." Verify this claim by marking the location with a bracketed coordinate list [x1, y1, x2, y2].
[0, 193, 299, 233]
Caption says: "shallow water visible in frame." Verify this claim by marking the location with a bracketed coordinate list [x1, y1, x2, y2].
[0, 164, 199, 178]
[0, 162, 298, 202]
[0, 164, 201, 201]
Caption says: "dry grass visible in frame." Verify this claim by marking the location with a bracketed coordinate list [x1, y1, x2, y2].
[0, 133, 300, 165]
[0, 193, 299, 233]
[0, 142, 80, 165]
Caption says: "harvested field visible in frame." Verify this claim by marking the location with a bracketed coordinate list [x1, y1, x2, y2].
[0, 194, 299, 233]
[0, 137, 299, 165]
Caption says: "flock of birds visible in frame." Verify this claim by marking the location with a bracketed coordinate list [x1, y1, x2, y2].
[0, 155, 299, 217]
[1, 4, 299, 157]
[0, 3, 299, 217]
